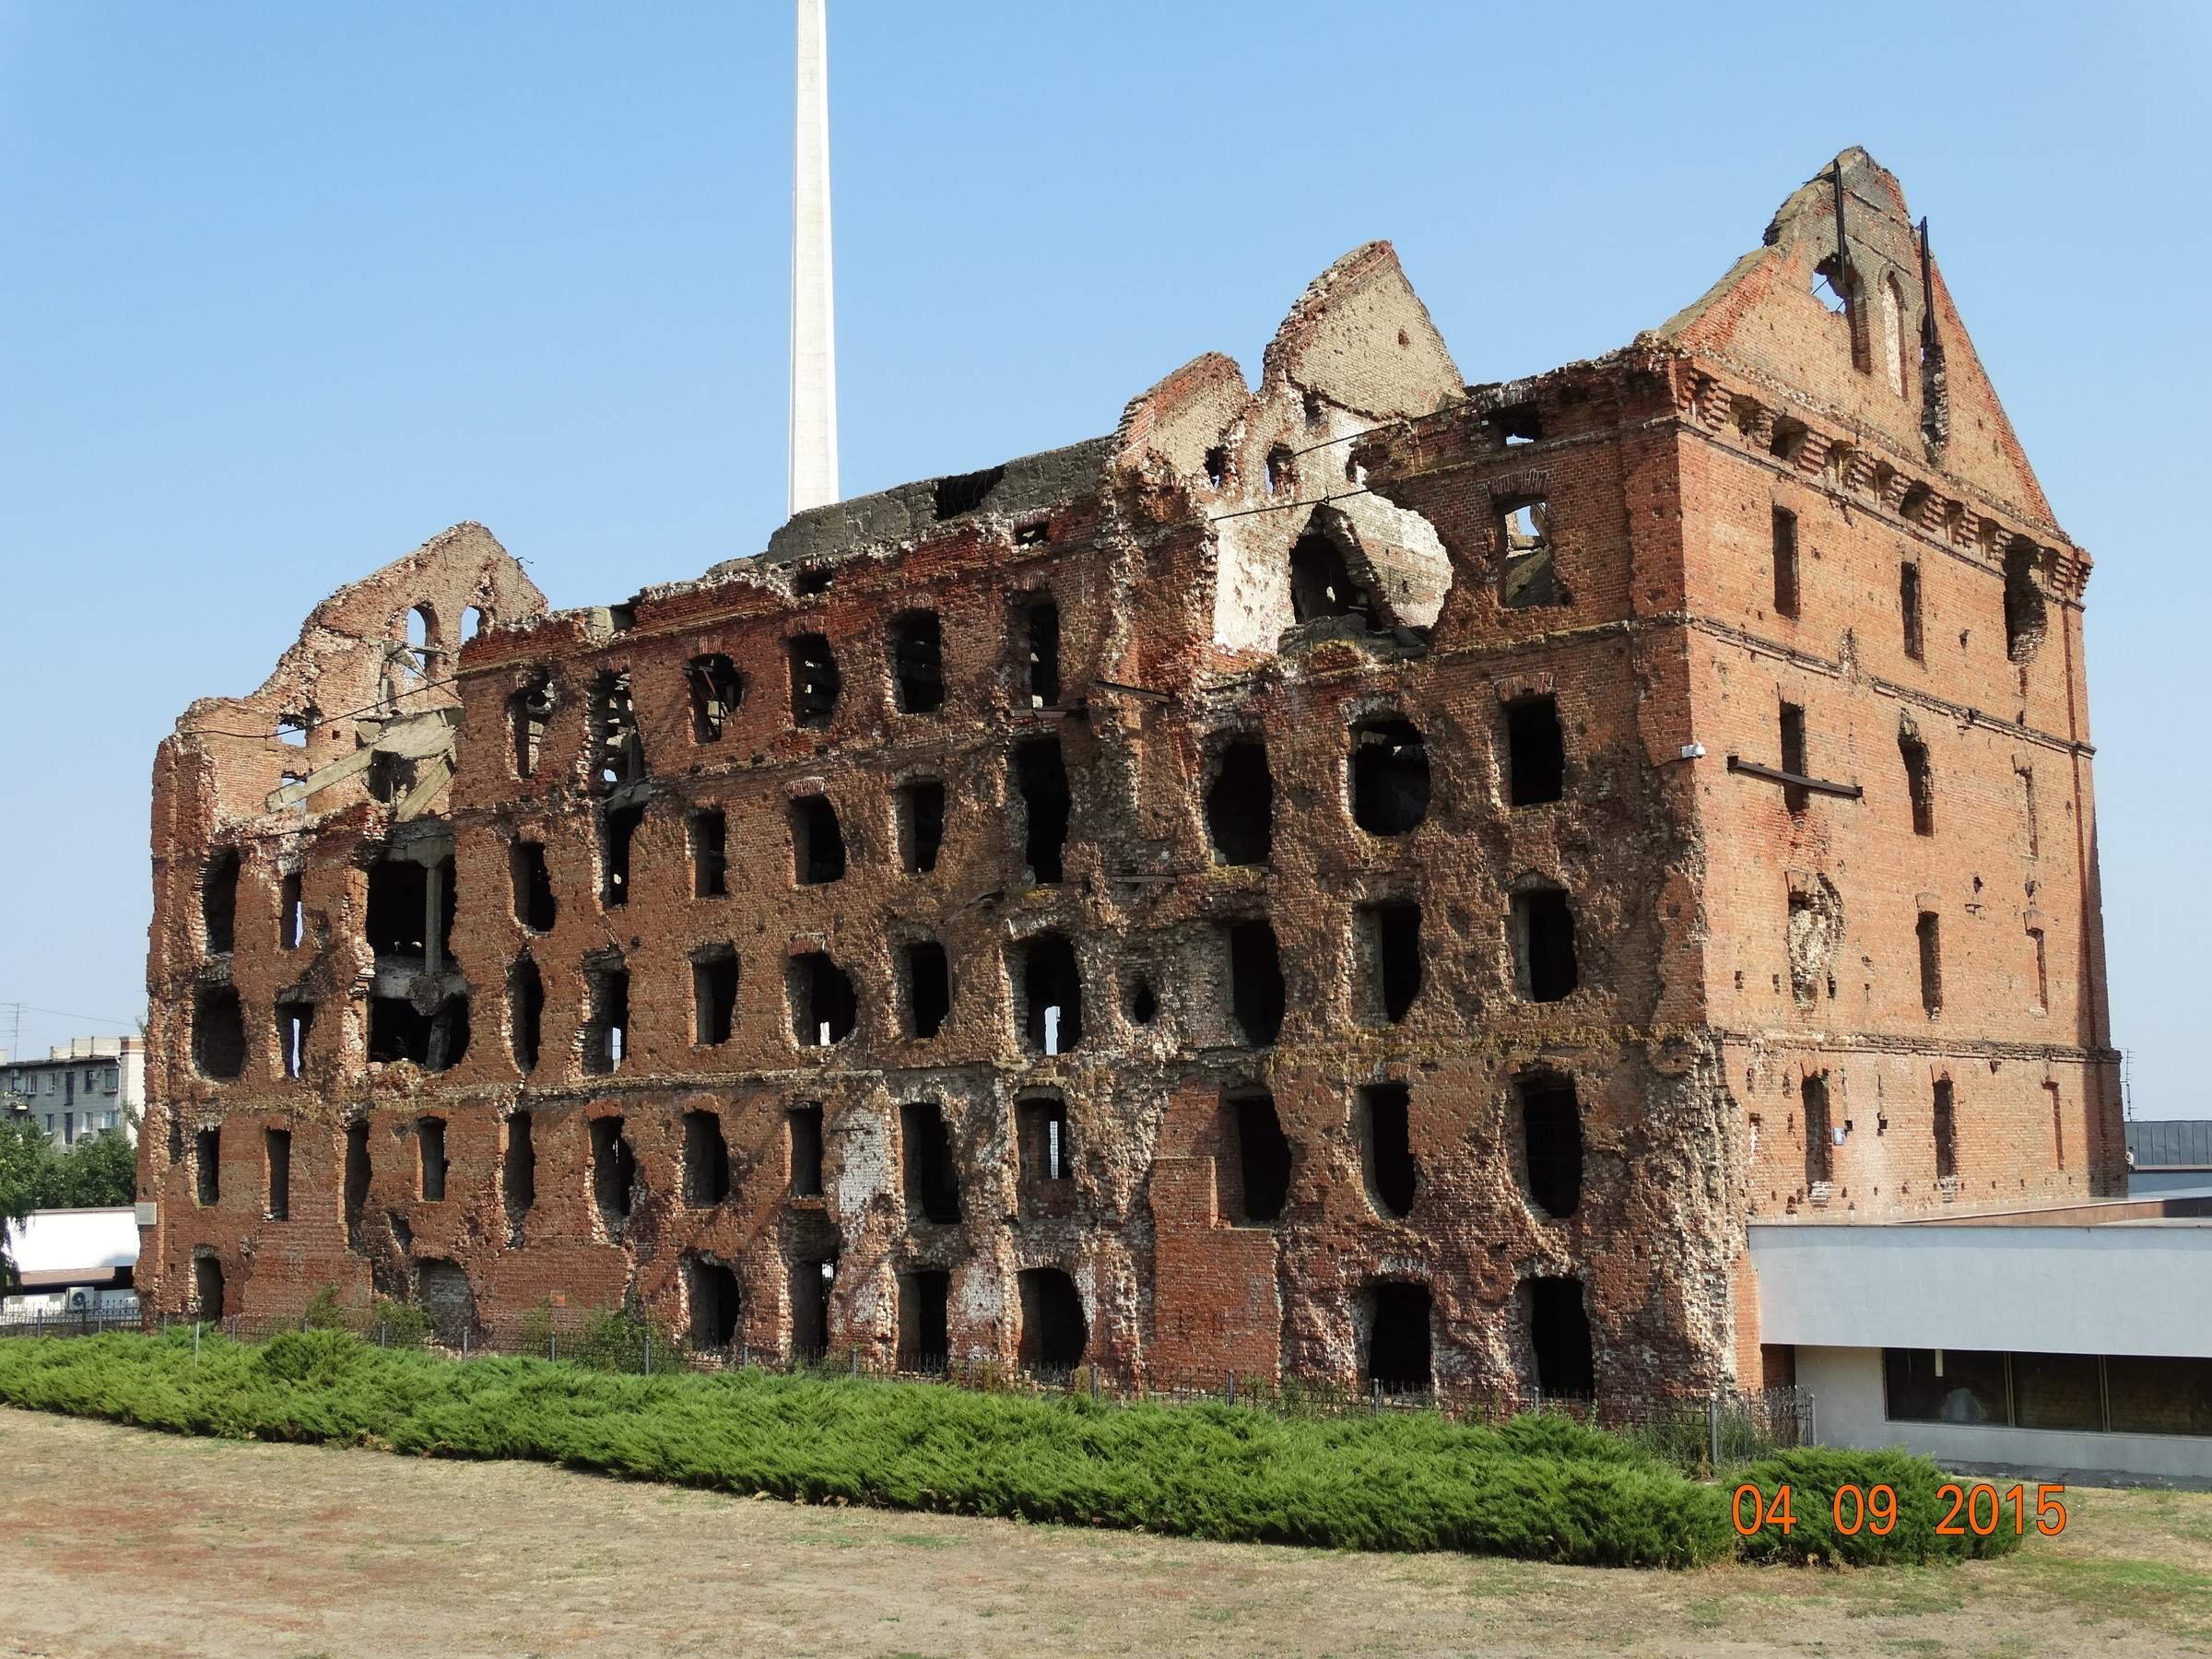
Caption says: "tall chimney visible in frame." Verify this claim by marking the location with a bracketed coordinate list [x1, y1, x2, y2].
[787, 0, 839, 516]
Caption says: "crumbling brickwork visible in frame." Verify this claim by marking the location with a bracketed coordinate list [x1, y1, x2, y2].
[136, 149, 2120, 1402]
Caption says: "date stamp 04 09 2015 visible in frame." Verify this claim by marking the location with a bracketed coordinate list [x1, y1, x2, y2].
[1732, 1481, 2070, 1538]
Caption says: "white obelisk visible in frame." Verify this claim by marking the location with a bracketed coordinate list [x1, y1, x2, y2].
[788, 0, 839, 515]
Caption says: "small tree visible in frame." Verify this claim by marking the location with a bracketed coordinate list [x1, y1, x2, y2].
[54, 1129, 137, 1207]
[0, 1114, 62, 1290]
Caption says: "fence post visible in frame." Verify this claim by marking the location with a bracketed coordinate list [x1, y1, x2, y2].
[643, 1330, 651, 1376]
[549, 1330, 557, 1365]
[1227, 1370, 1237, 1406]
[1371, 1379, 1382, 1415]
[193, 1321, 200, 1365]
[1708, 1394, 1723, 1475]
[377, 1322, 387, 1349]
[462, 1327, 470, 1359]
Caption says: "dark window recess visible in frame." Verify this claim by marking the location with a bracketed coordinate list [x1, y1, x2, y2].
[369, 994, 467, 1071]
[1012, 736, 1071, 883]
[1018, 1095, 1073, 1183]
[794, 565, 833, 596]
[1769, 418, 1807, 462]
[692, 949, 739, 1046]
[600, 803, 644, 908]
[2004, 538, 2047, 662]
[686, 653, 745, 742]
[1778, 702, 1809, 813]
[1917, 912, 1943, 1016]
[194, 985, 246, 1080]
[789, 951, 857, 1047]
[899, 1269, 949, 1368]
[365, 858, 429, 959]
[1771, 507, 1800, 618]
[591, 1116, 637, 1230]
[1288, 530, 1371, 622]
[688, 1256, 743, 1349]
[418, 1116, 448, 1201]
[1230, 1093, 1292, 1223]
[1361, 902, 1422, 1024]
[933, 465, 1004, 520]
[792, 795, 846, 885]
[1227, 920, 1286, 1047]
[502, 1112, 535, 1234]
[690, 808, 728, 898]
[510, 841, 556, 931]
[683, 1110, 732, 1206]
[1492, 401, 1542, 446]
[194, 1126, 220, 1206]
[510, 671, 554, 778]
[1356, 1083, 1418, 1219]
[1505, 696, 1566, 806]
[1520, 1076, 1583, 1218]
[789, 633, 841, 727]
[265, 1128, 290, 1221]
[202, 849, 240, 955]
[1014, 517, 1050, 547]
[278, 872, 303, 950]
[1351, 718, 1430, 835]
[1018, 597, 1060, 708]
[1512, 887, 1579, 1002]
[1017, 1267, 1086, 1371]
[277, 1001, 313, 1081]
[509, 957, 544, 1075]
[900, 1101, 963, 1224]
[589, 670, 643, 790]
[1265, 444, 1294, 496]
[194, 1254, 225, 1320]
[1365, 1282, 1432, 1392]
[1900, 561, 1924, 661]
[904, 941, 950, 1040]
[1933, 1079, 1959, 1181]
[582, 960, 629, 1074]
[889, 610, 945, 714]
[1883, 1347, 2006, 1426]
[896, 780, 946, 875]
[1202, 445, 1228, 489]
[1127, 977, 1159, 1026]
[343, 1121, 370, 1243]
[790, 1255, 833, 1359]
[1206, 738, 1273, 865]
[1802, 1075, 1833, 1186]
[1500, 498, 1559, 608]
[1020, 933, 1083, 1055]
[1529, 1277, 1595, 1398]
[787, 1104, 825, 1197]
[1900, 733, 1936, 836]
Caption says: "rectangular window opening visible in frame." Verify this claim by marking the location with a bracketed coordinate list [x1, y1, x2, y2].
[418, 1116, 448, 1202]
[278, 872, 303, 951]
[510, 840, 557, 931]
[788, 951, 856, 1047]
[600, 804, 644, 909]
[686, 653, 745, 742]
[582, 960, 629, 1074]
[898, 1269, 950, 1370]
[890, 610, 945, 714]
[896, 780, 946, 875]
[1917, 912, 1943, 1017]
[1778, 702, 1808, 812]
[792, 794, 847, 885]
[1359, 901, 1423, 1025]
[1227, 1092, 1292, 1224]
[1933, 1079, 1958, 1182]
[689, 808, 729, 899]
[1802, 1076, 1832, 1188]
[589, 669, 642, 790]
[787, 1104, 824, 1198]
[1012, 737, 1070, 884]
[1511, 887, 1579, 1002]
[1505, 696, 1565, 806]
[264, 1127, 290, 1221]
[509, 957, 544, 1075]
[194, 1126, 219, 1206]
[1900, 561, 1924, 661]
[900, 1100, 962, 1224]
[1356, 1083, 1418, 1219]
[503, 1111, 535, 1237]
[693, 949, 739, 1046]
[1227, 919, 1286, 1046]
[1772, 507, 1800, 618]
[1018, 596, 1060, 708]
[277, 1001, 313, 1081]
[1018, 1095, 1073, 1185]
[683, 1109, 733, 1206]
[788, 633, 841, 728]
[1020, 934, 1082, 1055]
[590, 1115, 636, 1230]
[904, 940, 950, 1041]
[1500, 497, 1559, 609]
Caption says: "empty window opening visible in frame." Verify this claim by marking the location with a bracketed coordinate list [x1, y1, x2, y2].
[600, 803, 644, 908]
[1898, 733, 1936, 836]
[1203, 445, 1228, 489]
[1900, 561, 1925, 661]
[792, 794, 846, 885]
[366, 994, 467, 1071]
[693, 949, 740, 1046]
[933, 464, 1005, 519]
[503, 1111, 535, 1234]
[688, 1256, 743, 1349]
[510, 672, 554, 779]
[194, 985, 246, 1080]
[344, 1121, 370, 1242]
[278, 872, 303, 950]
[589, 670, 642, 790]
[900, 1101, 962, 1224]
[582, 959, 629, 1074]
[1932, 1079, 1958, 1181]
[509, 956, 544, 1075]
[1265, 444, 1295, 498]
[510, 841, 556, 931]
[1771, 507, 1800, 618]
[683, 1110, 732, 1206]
[689, 808, 728, 898]
[1500, 498, 1559, 608]
[277, 1001, 313, 1081]
[466, 606, 492, 639]
[1017, 1267, 1086, 1371]
[686, 653, 746, 742]
[1014, 517, 1050, 547]
[1493, 402, 1542, 446]
[903, 941, 950, 1041]
[1769, 418, 1808, 463]
[787, 1104, 825, 1197]
[202, 850, 240, 955]
[2004, 538, 2047, 663]
[193, 1253, 225, 1320]
[1228, 920, 1286, 1047]
[405, 603, 440, 671]
[1871, 461, 1899, 505]
[1778, 702, 1809, 813]
[1018, 1095, 1073, 1184]
[366, 857, 430, 960]
[276, 709, 313, 747]
[1811, 253, 1854, 315]
[899, 1269, 949, 1369]
[794, 565, 833, 596]
[1012, 736, 1071, 884]
[1017, 596, 1060, 708]
[1519, 1075, 1583, 1218]
[1899, 481, 1933, 525]
[1206, 738, 1273, 865]
[1288, 530, 1371, 623]
[2030, 928, 2050, 1014]
[789, 951, 857, 1047]
[194, 1126, 221, 1206]
[1364, 1281, 1432, 1392]
[590, 1116, 637, 1230]
[1529, 1277, 1595, 1398]
[889, 610, 945, 714]
[894, 780, 946, 875]
[2018, 766, 2041, 858]
[1917, 912, 1943, 1017]
[1360, 902, 1422, 1025]
[264, 1132, 294, 1220]
[418, 1116, 448, 1202]
[1020, 933, 1083, 1055]
[788, 633, 841, 727]
[790, 1255, 834, 1359]
[1356, 1083, 1418, 1219]
[1802, 1075, 1833, 1186]
[1505, 696, 1565, 806]
[1230, 1093, 1292, 1223]
[1127, 977, 1159, 1026]
[1511, 886, 1579, 1002]
[1350, 717, 1430, 836]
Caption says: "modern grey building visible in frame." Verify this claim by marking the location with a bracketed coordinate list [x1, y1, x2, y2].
[1, 1037, 143, 1149]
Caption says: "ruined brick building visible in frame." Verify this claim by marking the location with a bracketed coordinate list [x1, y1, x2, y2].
[136, 150, 2120, 1400]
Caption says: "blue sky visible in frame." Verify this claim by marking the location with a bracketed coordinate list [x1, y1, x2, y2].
[2, 2, 2205, 1117]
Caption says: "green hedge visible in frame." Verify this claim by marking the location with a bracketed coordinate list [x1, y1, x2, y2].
[0, 1329, 1734, 1568]
[1732, 1446, 2030, 1564]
